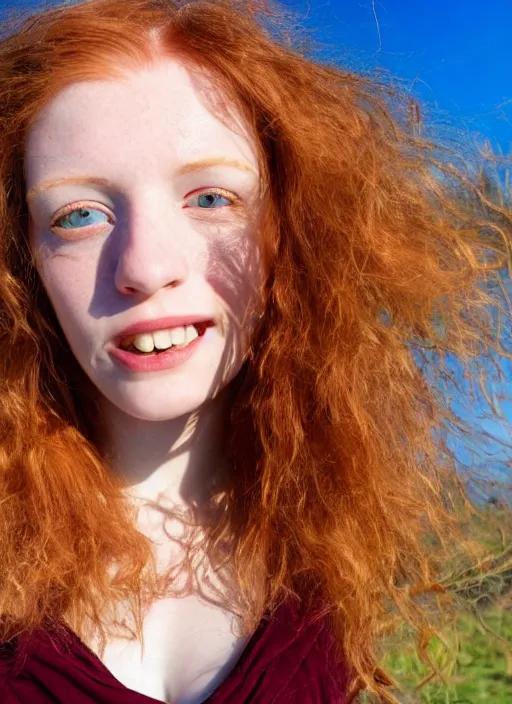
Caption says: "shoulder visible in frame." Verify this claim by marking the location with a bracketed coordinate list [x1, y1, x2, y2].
[271, 600, 350, 703]
[0, 626, 79, 704]
[0, 681, 24, 704]
[0, 640, 24, 704]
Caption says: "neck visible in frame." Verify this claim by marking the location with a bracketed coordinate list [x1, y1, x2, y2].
[98, 389, 230, 517]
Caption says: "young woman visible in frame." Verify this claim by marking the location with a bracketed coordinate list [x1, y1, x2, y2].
[0, 0, 510, 702]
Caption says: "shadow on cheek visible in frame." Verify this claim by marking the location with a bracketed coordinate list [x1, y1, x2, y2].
[205, 234, 262, 326]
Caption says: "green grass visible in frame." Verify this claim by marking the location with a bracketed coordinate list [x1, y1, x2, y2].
[375, 607, 512, 703]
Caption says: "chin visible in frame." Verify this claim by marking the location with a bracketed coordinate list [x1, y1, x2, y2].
[98, 377, 228, 422]
[90, 356, 243, 422]
[114, 395, 212, 422]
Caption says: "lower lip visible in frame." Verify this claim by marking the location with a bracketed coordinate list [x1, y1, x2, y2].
[110, 334, 204, 372]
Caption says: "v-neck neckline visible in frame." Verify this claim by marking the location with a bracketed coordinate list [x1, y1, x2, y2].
[56, 608, 273, 703]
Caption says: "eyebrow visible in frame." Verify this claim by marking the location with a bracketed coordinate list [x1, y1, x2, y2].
[26, 157, 258, 204]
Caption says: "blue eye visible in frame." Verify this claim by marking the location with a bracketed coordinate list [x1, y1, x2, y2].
[196, 192, 232, 208]
[55, 207, 109, 230]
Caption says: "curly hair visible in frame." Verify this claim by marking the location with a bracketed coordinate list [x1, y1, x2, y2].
[0, 0, 511, 701]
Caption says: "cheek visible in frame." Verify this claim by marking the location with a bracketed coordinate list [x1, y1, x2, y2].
[205, 232, 263, 322]
[32, 241, 97, 333]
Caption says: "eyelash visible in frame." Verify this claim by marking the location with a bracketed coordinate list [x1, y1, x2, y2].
[49, 187, 240, 231]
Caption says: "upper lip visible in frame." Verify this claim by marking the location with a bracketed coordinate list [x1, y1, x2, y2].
[114, 315, 215, 343]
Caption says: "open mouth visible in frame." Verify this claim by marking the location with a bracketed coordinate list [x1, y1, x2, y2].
[117, 321, 212, 356]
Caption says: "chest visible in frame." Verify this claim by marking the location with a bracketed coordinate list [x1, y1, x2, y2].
[89, 594, 252, 704]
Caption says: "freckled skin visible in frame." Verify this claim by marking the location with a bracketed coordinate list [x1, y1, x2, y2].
[25, 58, 264, 423]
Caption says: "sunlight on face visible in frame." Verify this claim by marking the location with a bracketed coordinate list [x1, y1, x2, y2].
[24, 58, 263, 421]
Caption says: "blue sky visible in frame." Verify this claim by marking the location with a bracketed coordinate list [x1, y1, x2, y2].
[1, 0, 511, 501]
[283, 0, 512, 154]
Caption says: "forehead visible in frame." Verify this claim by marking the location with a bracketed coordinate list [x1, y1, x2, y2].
[25, 58, 258, 180]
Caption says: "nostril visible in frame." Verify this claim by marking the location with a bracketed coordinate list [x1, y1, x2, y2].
[119, 279, 184, 296]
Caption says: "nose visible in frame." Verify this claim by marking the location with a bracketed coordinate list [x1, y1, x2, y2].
[114, 196, 189, 297]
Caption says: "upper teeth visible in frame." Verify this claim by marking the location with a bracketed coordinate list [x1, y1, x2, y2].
[122, 325, 199, 353]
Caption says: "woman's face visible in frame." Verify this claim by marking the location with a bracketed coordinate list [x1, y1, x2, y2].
[24, 58, 263, 421]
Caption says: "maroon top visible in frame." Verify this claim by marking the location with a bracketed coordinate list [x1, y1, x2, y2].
[0, 598, 350, 703]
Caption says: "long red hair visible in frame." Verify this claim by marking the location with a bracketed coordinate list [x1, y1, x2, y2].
[0, 1, 510, 701]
